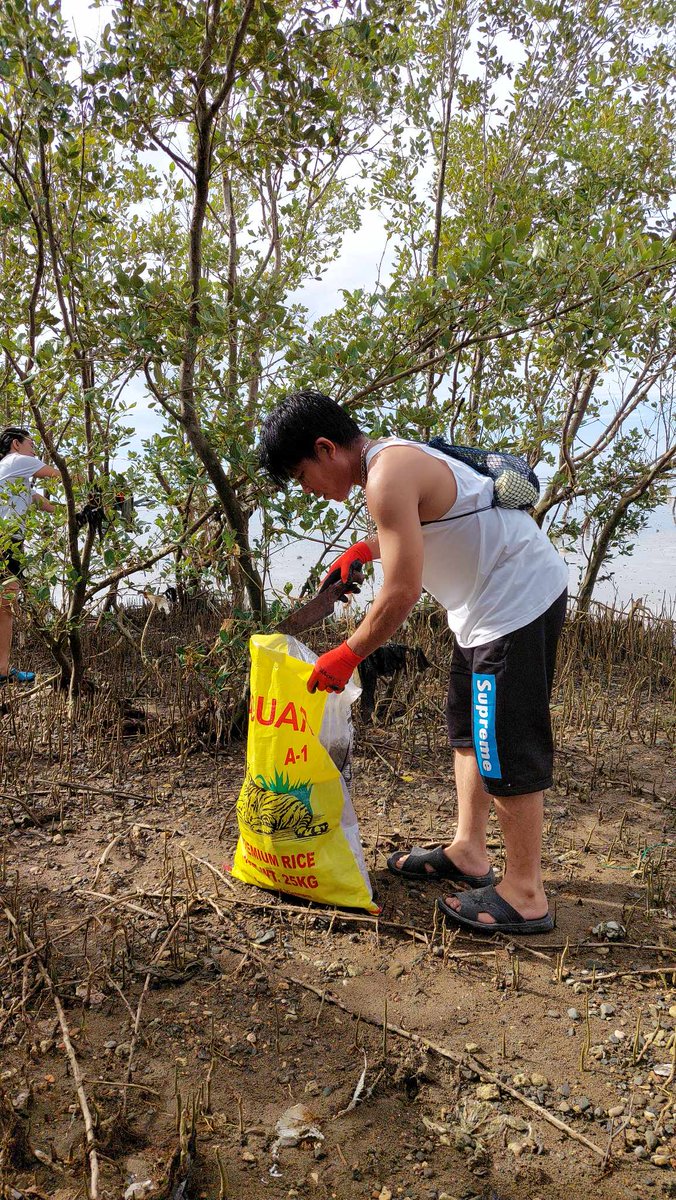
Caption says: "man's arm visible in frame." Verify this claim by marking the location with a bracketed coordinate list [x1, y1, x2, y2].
[345, 462, 423, 659]
[31, 492, 56, 513]
[31, 462, 60, 513]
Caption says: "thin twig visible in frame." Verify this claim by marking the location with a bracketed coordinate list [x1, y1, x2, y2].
[2, 903, 100, 1197]
[123, 904, 193, 1116]
[182, 847, 237, 892]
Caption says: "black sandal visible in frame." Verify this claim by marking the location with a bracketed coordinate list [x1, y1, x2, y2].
[438, 884, 554, 934]
[387, 845, 495, 888]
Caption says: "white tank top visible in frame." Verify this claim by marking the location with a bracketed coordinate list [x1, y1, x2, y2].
[366, 438, 568, 648]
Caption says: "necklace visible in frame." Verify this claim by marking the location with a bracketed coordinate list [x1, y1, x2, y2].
[359, 439, 371, 488]
[360, 439, 377, 538]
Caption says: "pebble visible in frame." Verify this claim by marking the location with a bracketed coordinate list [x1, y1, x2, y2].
[567, 1008, 580, 1021]
[558, 1083, 571, 1097]
[11, 1089, 30, 1116]
[530, 1073, 548, 1087]
[504, 1116, 529, 1132]
[592, 921, 626, 940]
[476, 1084, 500, 1101]
[645, 1132, 659, 1152]
[634, 1146, 647, 1159]
[651, 1154, 670, 1167]
[388, 963, 405, 979]
[600, 1003, 615, 1018]
[114, 1043, 131, 1058]
[124, 1184, 154, 1200]
[574, 1097, 591, 1112]
[608, 1104, 625, 1118]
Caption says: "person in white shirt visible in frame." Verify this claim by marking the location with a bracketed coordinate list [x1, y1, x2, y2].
[259, 391, 568, 936]
[0, 427, 61, 684]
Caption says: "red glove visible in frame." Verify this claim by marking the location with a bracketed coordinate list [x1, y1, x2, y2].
[308, 642, 364, 694]
[320, 541, 373, 593]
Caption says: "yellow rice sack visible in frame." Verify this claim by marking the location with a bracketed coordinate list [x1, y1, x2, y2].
[231, 632, 377, 912]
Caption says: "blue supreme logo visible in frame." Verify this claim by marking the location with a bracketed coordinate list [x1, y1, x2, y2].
[472, 674, 502, 779]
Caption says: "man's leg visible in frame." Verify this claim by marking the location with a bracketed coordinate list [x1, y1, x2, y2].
[444, 786, 548, 922]
[393, 748, 492, 875]
[0, 579, 19, 676]
[393, 631, 494, 879]
[443, 591, 567, 922]
[441, 747, 492, 874]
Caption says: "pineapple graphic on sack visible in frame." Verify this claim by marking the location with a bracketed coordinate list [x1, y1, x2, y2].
[231, 632, 377, 912]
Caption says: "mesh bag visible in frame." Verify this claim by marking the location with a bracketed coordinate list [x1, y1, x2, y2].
[428, 436, 539, 510]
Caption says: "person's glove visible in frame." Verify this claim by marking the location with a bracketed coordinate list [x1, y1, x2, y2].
[307, 642, 364, 694]
[319, 541, 373, 595]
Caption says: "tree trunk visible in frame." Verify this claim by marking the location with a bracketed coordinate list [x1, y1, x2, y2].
[576, 448, 676, 611]
[174, 1, 265, 619]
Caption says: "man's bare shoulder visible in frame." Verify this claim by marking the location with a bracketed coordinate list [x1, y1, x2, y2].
[367, 442, 457, 524]
[368, 442, 431, 480]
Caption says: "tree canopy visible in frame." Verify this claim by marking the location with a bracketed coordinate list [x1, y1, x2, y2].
[0, 0, 673, 690]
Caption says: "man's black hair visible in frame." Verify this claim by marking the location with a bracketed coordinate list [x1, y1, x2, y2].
[0, 427, 31, 460]
[259, 390, 362, 486]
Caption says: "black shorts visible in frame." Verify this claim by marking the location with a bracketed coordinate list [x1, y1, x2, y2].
[0, 539, 24, 582]
[446, 589, 567, 797]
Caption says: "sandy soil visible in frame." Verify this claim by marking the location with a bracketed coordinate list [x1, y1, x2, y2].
[1, 682, 674, 1200]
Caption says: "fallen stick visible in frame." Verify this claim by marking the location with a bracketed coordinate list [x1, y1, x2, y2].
[32, 777, 159, 803]
[79, 890, 162, 921]
[92, 831, 128, 887]
[278, 971, 606, 1160]
[535, 942, 674, 952]
[88, 1078, 160, 1096]
[182, 847, 237, 892]
[129, 884, 521, 955]
[123, 904, 193, 1117]
[2, 903, 100, 1197]
[91, 821, 184, 888]
[496, 935, 552, 962]
[591, 965, 675, 982]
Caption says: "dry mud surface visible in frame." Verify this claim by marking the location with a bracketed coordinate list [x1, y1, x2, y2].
[0, 645, 674, 1200]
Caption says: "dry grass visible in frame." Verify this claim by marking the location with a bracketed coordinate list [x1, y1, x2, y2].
[0, 599, 673, 1199]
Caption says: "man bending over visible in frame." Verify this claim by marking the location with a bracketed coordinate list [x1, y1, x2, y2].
[259, 391, 568, 936]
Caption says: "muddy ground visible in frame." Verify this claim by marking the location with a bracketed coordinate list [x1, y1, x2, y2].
[0, 609, 674, 1200]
